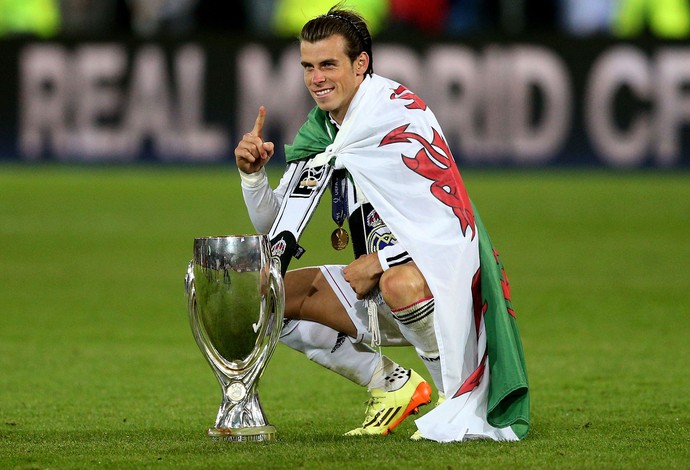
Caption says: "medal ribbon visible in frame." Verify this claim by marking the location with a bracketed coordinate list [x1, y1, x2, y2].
[331, 169, 348, 228]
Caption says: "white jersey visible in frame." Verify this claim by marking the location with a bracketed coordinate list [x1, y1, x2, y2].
[240, 164, 411, 271]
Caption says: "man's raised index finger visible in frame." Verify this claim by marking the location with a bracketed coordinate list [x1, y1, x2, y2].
[252, 106, 266, 138]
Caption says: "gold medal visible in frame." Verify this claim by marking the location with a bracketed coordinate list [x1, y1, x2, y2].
[331, 227, 349, 251]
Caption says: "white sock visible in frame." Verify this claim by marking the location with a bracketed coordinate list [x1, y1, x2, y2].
[391, 298, 444, 394]
[367, 355, 409, 392]
[280, 319, 378, 387]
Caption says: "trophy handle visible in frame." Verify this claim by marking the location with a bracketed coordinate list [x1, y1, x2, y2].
[265, 257, 284, 358]
[184, 260, 206, 362]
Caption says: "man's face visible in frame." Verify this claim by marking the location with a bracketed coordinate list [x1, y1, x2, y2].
[300, 34, 366, 125]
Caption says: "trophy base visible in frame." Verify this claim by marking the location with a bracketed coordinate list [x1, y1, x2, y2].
[207, 425, 276, 442]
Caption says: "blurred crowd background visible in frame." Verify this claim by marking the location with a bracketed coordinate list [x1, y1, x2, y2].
[1, 0, 690, 40]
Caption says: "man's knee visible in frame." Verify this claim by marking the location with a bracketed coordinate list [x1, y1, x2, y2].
[379, 264, 431, 309]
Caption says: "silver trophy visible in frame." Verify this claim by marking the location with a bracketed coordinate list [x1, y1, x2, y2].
[184, 235, 284, 442]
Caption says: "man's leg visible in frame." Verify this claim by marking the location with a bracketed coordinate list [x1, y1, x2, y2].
[379, 263, 445, 396]
[282, 267, 412, 392]
[279, 319, 377, 387]
[284, 267, 358, 337]
[281, 266, 431, 435]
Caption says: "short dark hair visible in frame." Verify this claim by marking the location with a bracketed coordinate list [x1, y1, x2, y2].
[299, 4, 374, 76]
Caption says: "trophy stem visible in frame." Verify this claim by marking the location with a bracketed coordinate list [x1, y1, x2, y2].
[210, 379, 274, 441]
[210, 382, 276, 442]
[215, 376, 275, 440]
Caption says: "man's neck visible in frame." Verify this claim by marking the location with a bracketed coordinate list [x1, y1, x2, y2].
[328, 113, 341, 130]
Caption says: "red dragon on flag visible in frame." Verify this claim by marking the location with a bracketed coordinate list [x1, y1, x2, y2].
[381, 84, 476, 239]
[379, 122, 476, 240]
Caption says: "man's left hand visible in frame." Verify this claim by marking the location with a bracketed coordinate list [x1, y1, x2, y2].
[343, 253, 383, 299]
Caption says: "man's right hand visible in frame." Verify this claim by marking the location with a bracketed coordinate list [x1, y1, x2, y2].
[234, 106, 275, 174]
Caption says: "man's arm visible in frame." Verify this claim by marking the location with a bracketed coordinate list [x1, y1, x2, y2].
[240, 165, 295, 234]
[234, 106, 282, 233]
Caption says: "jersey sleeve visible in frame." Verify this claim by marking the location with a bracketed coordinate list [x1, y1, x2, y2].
[377, 241, 412, 272]
[239, 165, 292, 234]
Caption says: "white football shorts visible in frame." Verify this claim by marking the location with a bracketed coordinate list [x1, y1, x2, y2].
[319, 264, 410, 347]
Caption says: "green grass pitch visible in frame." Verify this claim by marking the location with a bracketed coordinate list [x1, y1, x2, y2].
[1, 165, 688, 469]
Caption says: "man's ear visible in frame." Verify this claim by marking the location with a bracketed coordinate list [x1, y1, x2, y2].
[356, 52, 369, 75]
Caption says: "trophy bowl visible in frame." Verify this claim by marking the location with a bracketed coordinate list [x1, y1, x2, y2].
[184, 235, 284, 442]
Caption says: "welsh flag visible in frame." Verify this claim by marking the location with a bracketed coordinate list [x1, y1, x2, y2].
[474, 204, 530, 439]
